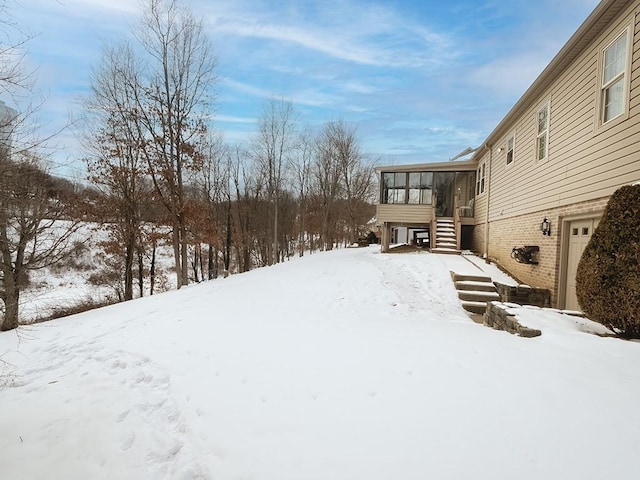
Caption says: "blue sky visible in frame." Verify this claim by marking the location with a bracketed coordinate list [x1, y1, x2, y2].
[7, 0, 600, 180]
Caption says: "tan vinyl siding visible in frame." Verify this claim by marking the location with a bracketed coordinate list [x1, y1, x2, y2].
[487, 4, 640, 223]
[376, 204, 433, 224]
[473, 151, 490, 226]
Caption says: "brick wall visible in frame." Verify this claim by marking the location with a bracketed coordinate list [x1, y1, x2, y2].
[471, 196, 609, 306]
[472, 222, 486, 256]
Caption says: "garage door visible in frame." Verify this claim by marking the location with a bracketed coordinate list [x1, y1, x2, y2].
[565, 218, 599, 311]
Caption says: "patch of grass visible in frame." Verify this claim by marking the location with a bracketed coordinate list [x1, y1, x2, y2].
[31, 297, 118, 324]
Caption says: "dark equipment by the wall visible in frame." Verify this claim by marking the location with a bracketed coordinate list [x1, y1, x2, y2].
[511, 245, 540, 265]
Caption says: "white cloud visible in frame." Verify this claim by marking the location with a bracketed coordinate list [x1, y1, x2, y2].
[203, 0, 454, 68]
[216, 114, 255, 124]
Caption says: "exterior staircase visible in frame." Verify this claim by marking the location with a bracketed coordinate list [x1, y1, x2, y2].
[432, 218, 459, 254]
[451, 272, 501, 314]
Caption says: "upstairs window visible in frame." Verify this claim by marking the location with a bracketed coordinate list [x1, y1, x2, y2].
[476, 163, 485, 195]
[506, 133, 515, 166]
[536, 103, 549, 161]
[602, 30, 628, 124]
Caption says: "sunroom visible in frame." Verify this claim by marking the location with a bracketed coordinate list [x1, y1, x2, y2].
[375, 159, 477, 253]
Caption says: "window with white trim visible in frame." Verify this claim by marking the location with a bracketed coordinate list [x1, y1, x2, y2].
[476, 162, 485, 195]
[601, 30, 628, 124]
[382, 172, 405, 204]
[506, 133, 515, 166]
[407, 172, 433, 205]
[536, 103, 549, 161]
[382, 172, 433, 204]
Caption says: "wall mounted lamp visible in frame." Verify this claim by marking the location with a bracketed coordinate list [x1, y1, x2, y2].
[497, 147, 505, 153]
[540, 217, 551, 236]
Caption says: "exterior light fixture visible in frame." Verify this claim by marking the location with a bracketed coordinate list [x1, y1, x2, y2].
[540, 217, 551, 236]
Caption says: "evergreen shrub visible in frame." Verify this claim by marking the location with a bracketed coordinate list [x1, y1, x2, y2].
[576, 184, 640, 338]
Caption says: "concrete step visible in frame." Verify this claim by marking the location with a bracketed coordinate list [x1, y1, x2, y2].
[455, 280, 497, 292]
[461, 300, 488, 314]
[437, 240, 457, 246]
[457, 290, 501, 302]
[436, 232, 456, 238]
[432, 247, 460, 254]
[451, 273, 491, 283]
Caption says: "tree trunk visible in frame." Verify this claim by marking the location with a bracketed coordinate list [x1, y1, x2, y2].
[124, 241, 134, 301]
[137, 246, 144, 298]
[192, 243, 200, 283]
[150, 238, 157, 296]
[208, 243, 216, 279]
[1, 272, 19, 331]
[180, 223, 189, 287]
[273, 199, 278, 265]
[171, 226, 182, 289]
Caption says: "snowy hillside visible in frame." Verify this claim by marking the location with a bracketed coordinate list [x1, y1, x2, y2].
[15, 222, 176, 324]
[1, 246, 639, 480]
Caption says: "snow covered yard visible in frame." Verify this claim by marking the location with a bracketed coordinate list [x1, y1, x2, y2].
[1, 246, 639, 480]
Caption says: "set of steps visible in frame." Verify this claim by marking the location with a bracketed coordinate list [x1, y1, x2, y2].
[451, 272, 500, 314]
[432, 218, 459, 254]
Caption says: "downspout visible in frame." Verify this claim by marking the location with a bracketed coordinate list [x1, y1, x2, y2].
[483, 143, 493, 259]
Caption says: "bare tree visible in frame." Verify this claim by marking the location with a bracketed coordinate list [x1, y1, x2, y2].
[252, 98, 297, 265]
[192, 131, 229, 279]
[313, 122, 344, 250]
[332, 120, 376, 244]
[291, 129, 314, 256]
[0, 1, 79, 330]
[83, 43, 147, 301]
[83, 0, 216, 289]
[0, 1, 32, 99]
[0, 154, 80, 330]
[229, 144, 263, 272]
[120, 0, 217, 289]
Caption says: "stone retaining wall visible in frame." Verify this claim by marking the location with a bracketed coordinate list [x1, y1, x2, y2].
[494, 282, 551, 308]
[483, 302, 542, 338]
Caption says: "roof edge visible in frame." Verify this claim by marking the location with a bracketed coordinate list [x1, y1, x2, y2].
[472, 0, 631, 158]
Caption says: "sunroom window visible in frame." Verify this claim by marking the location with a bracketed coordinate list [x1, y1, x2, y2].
[383, 172, 433, 204]
[383, 172, 405, 204]
[408, 172, 433, 204]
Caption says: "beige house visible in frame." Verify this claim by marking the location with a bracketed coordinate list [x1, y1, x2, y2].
[376, 0, 640, 309]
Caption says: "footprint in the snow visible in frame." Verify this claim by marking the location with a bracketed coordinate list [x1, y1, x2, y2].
[111, 360, 127, 370]
[121, 433, 135, 451]
[115, 409, 130, 423]
[135, 373, 153, 384]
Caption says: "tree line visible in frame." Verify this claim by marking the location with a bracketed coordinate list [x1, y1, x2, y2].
[1, 0, 376, 330]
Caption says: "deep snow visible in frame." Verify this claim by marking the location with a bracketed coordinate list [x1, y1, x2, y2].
[1, 246, 639, 480]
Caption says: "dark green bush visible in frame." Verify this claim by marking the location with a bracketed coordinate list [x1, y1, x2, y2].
[576, 184, 640, 338]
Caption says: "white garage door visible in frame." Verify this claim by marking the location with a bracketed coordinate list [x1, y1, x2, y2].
[565, 217, 599, 311]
